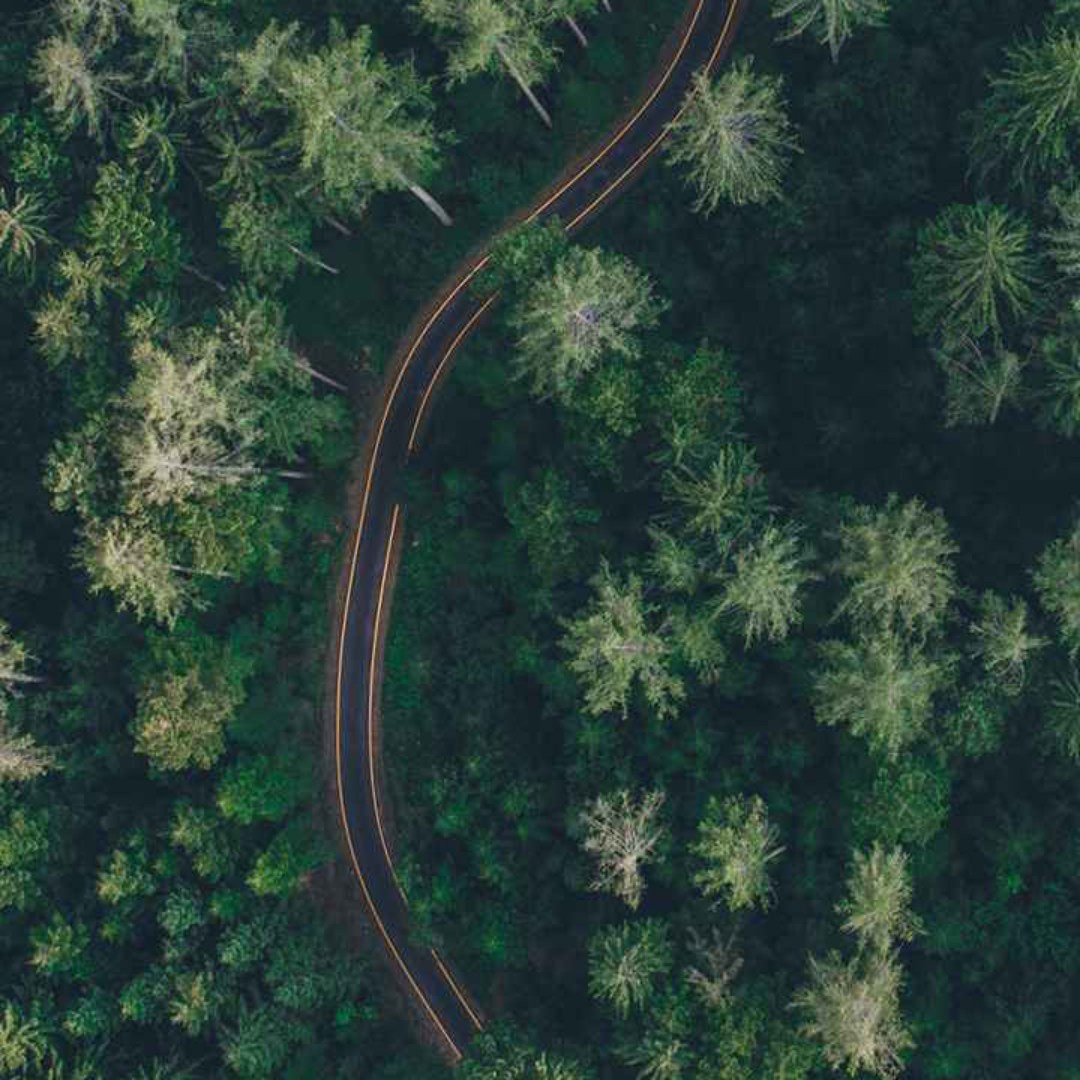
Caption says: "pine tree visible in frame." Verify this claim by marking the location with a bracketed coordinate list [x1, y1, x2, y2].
[235, 24, 452, 224]
[415, 0, 563, 126]
[667, 62, 799, 211]
[719, 524, 814, 646]
[1047, 665, 1080, 763]
[833, 495, 957, 642]
[913, 203, 1039, 345]
[815, 634, 942, 760]
[935, 338, 1023, 427]
[579, 789, 666, 910]
[666, 443, 767, 551]
[33, 34, 128, 138]
[972, 29, 1080, 184]
[691, 794, 784, 912]
[772, 0, 890, 62]
[837, 845, 922, 955]
[0, 187, 48, 276]
[1033, 518, 1080, 654]
[512, 246, 665, 402]
[562, 562, 682, 719]
[794, 950, 912, 1078]
[588, 920, 672, 1017]
[969, 593, 1045, 694]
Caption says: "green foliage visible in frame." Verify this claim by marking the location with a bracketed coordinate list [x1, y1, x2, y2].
[588, 919, 673, 1017]
[511, 245, 666, 403]
[563, 562, 683, 719]
[719, 524, 814, 647]
[691, 794, 784, 912]
[1033, 517, 1080, 653]
[815, 634, 942, 759]
[972, 29, 1080, 183]
[833, 496, 957, 642]
[837, 844, 922, 954]
[913, 203, 1039, 345]
[247, 821, 329, 897]
[772, 0, 889, 61]
[668, 62, 799, 211]
[794, 950, 912, 1078]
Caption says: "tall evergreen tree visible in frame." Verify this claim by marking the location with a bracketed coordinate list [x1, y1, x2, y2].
[772, 0, 889, 62]
[667, 62, 799, 211]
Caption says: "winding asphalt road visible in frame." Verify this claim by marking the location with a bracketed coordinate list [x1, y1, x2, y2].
[333, 0, 748, 1061]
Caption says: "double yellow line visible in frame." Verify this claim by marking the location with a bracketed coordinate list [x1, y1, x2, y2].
[334, 0, 743, 1061]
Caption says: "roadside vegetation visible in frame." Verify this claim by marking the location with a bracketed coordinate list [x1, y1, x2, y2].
[3, 0, 1080, 1077]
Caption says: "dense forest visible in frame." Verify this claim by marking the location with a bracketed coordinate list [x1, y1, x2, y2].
[2, 0, 1080, 1077]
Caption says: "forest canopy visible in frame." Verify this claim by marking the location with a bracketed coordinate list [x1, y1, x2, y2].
[2, 0, 1080, 1078]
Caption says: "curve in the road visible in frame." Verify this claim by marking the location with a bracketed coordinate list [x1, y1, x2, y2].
[334, 0, 748, 1061]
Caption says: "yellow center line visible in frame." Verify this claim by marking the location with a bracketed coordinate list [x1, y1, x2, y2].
[334, 0, 744, 1055]
[407, 294, 501, 454]
[335, 505, 464, 1061]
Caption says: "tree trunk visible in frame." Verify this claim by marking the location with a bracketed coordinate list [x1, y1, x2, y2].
[294, 354, 348, 392]
[566, 16, 589, 47]
[601, 0, 612, 11]
[495, 41, 553, 128]
[182, 261, 227, 293]
[286, 242, 339, 276]
[393, 169, 454, 227]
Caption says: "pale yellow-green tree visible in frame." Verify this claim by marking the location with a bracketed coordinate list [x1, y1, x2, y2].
[815, 633, 942, 760]
[833, 495, 957, 642]
[562, 562, 683, 719]
[579, 789, 666, 910]
[512, 247, 665, 403]
[692, 794, 784, 912]
[837, 844, 922, 955]
[719, 524, 815, 647]
[667, 62, 799, 211]
[969, 593, 1045, 695]
[794, 949, 912, 1078]
[772, 0, 889, 62]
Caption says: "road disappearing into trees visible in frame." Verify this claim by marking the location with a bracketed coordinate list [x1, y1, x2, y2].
[333, 0, 748, 1061]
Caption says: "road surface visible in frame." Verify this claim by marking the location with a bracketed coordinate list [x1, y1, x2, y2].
[334, 0, 748, 1061]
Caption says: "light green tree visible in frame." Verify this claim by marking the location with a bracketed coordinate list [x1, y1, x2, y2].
[834, 495, 957, 641]
[80, 520, 194, 627]
[0, 723, 55, 783]
[0, 1002, 50, 1075]
[512, 246, 665, 402]
[719, 524, 814, 646]
[837, 845, 922, 955]
[815, 634, 942, 760]
[278, 27, 452, 225]
[416, 0, 563, 126]
[969, 593, 1045, 694]
[588, 919, 673, 1017]
[580, 789, 666, 910]
[913, 203, 1040, 345]
[134, 660, 244, 771]
[794, 950, 912, 1078]
[1045, 186, 1080, 277]
[1033, 519, 1080, 654]
[1047, 665, 1080, 763]
[692, 794, 784, 912]
[772, 0, 889, 61]
[562, 562, 682, 718]
[0, 187, 48, 276]
[972, 30, 1080, 183]
[667, 443, 767, 551]
[33, 34, 128, 138]
[667, 62, 799, 211]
